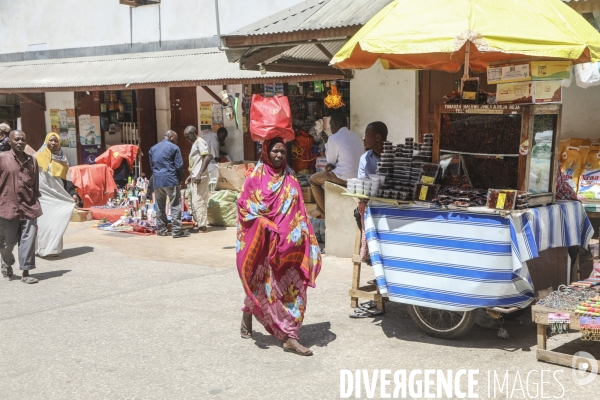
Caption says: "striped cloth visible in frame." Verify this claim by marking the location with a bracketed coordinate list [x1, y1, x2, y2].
[364, 201, 592, 311]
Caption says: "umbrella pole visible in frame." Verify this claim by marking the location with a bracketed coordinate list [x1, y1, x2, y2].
[463, 40, 470, 78]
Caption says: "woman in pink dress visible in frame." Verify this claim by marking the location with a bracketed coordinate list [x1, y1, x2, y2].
[236, 138, 322, 356]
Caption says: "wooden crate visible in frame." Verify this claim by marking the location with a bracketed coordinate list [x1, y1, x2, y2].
[532, 305, 600, 372]
[301, 186, 315, 203]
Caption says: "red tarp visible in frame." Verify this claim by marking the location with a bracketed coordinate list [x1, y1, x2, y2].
[70, 164, 118, 208]
[94, 145, 139, 171]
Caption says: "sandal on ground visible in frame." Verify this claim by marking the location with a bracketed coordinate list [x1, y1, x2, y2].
[349, 308, 383, 318]
[21, 276, 38, 284]
[283, 346, 313, 356]
[173, 231, 191, 238]
[198, 226, 208, 233]
[359, 300, 378, 311]
[1, 262, 13, 278]
[240, 325, 252, 339]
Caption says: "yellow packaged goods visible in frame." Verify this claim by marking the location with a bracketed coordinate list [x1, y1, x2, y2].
[531, 61, 572, 81]
[487, 63, 531, 84]
[579, 151, 600, 201]
[561, 146, 588, 191]
[534, 81, 562, 103]
[558, 139, 570, 157]
[496, 82, 533, 104]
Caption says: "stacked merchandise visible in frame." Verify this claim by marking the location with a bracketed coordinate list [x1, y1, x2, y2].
[93, 177, 192, 233]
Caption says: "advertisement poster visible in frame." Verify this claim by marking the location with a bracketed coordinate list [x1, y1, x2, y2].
[80, 144, 101, 165]
[50, 109, 60, 134]
[199, 102, 213, 132]
[67, 109, 77, 148]
[79, 114, 102, 164]
[58, 109, 69, 147]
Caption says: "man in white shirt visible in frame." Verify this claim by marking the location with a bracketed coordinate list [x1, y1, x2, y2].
[309, 112, 363, 219]
[201, 127, 229, 178]
[184, 126, 212, 233]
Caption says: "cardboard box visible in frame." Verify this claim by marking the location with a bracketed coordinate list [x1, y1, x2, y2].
[487, 63, 531, 84]
[534, 80, 562, 103]
[301, 186, 315, 203]
[531, 61, 571, 81]
[496, 82, 534, 104]
[216, 161, 255, 192]
[70, 209, 92, 222]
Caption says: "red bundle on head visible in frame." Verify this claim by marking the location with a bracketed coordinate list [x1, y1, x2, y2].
[249, 94, 294, 142]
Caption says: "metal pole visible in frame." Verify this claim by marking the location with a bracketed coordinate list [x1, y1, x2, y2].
[463, 40, 470, 78]
[214, 0, 221, 38]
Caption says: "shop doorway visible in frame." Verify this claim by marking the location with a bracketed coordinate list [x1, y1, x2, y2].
[136, 89, 157, 177]
[170, 86, 198, 175]
[74, 90, 157, 176]
[19, 93, 46, 151]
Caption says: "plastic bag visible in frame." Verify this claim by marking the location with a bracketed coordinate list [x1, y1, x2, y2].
[249, 94, 294, 142]
[207, 190, 240, 227]
[578, 144, 600, 200]
[561, 146, 589, 191]
[575, 62, 600, 89]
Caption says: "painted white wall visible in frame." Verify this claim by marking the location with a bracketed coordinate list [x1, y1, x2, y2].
[350, 63, 418, 143]
[0, 0, 305, 54]
[560, 84, 600, 139]
[43, 92, 78, 166]
[196, 84, 244, 162]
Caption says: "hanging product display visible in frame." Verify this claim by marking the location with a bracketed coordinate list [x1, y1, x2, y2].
[324, 84, 345, 109]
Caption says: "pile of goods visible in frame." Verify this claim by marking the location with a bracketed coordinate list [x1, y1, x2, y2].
[558, 137, 600, 201]
[371, 134, 435, 200]
[432, 187, 487, 208]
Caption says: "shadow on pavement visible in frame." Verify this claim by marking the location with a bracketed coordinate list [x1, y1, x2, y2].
[32, 269, 72, 281]
[251, 322, 337, 350]
[51, 246, 95, 260]
[371, 302, 537, 352]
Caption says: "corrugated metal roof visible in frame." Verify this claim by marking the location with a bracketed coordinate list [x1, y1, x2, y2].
[278, 41, 345, 63]
[0, 48, 330, 92]
[224, 0, 394, 37]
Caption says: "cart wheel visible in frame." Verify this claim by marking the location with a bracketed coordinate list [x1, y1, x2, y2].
[407, 305, 475, 339]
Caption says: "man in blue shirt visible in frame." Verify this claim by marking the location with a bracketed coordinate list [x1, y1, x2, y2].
[357, 121, 387, 179]
[355, 122, 388, 266]
[149, 130, 189, 238]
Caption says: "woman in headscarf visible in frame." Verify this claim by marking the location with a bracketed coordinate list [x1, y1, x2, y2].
[236, 138, 322, 356]
[35, 133, 77, 256]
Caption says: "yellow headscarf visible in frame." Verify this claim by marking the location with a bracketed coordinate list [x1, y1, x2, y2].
[36, 132, 69, 180]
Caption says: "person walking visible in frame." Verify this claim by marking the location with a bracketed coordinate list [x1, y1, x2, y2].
[34, 132, 77, 256]
[237, 138, 322, 356]
[183, 126, 212, 233]
[0, 130, 43, 283]
[149, 130, 189, 238]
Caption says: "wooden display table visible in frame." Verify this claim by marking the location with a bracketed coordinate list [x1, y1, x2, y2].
[350, 223, 386, 312]
[532, 305, 600, 372]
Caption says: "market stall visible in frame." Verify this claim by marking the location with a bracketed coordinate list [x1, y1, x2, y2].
[329, 0, 600, 340]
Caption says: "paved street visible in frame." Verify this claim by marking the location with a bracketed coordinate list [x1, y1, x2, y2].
[1, 222, 599, 400]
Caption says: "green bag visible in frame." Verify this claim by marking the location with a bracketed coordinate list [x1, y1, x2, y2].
[207, 190, 240, 227]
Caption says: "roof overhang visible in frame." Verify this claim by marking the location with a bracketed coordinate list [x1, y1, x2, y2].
[222, 29, 356, 78]
[0, 48, 335, 94]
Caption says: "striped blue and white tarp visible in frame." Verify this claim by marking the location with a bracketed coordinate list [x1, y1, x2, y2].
[364, 201, 592, 312]
[509, 201, 593, 264]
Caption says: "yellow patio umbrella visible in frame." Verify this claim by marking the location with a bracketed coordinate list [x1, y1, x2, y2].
[330, 0, 600, 75]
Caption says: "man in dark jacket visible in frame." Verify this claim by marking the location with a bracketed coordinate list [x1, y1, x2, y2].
[149, 130, 189, 238]
[0, 130, 42, 283]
